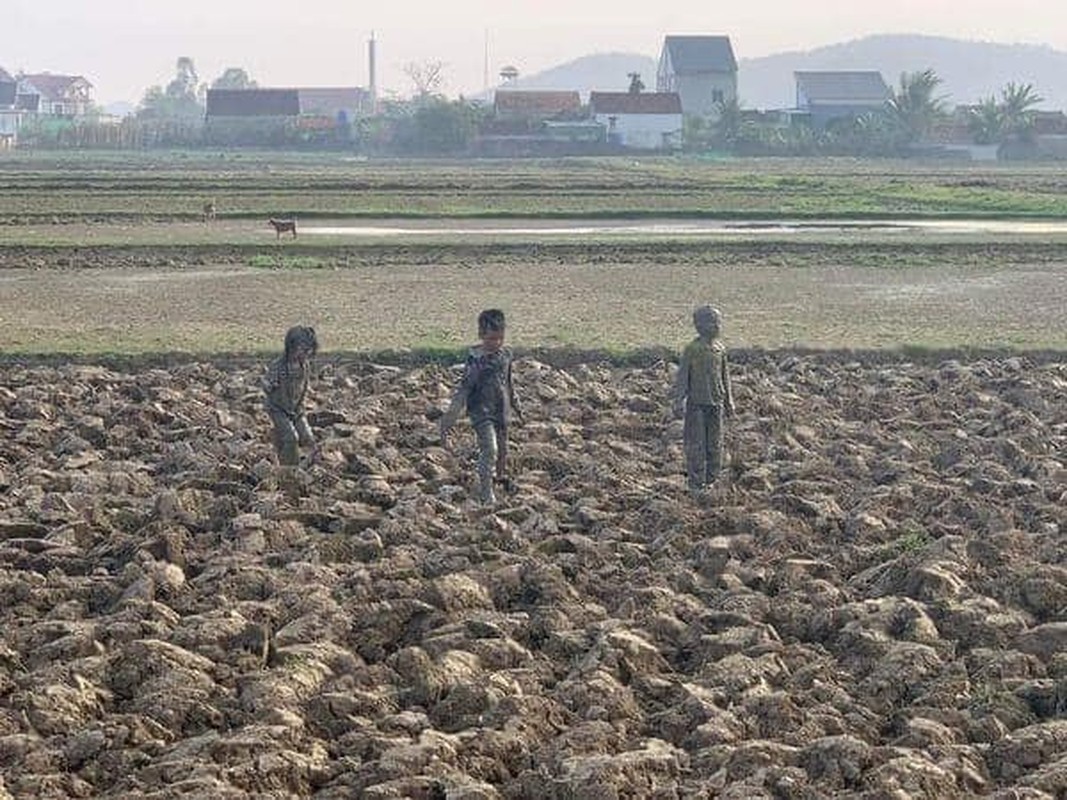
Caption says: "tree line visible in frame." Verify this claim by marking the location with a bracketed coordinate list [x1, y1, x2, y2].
[692, 70, 1046, 157]
[14, 59, 1052, 158]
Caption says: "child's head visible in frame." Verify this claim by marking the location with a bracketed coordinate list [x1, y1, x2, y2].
[477, 309, 506, 352]
[693, 305, 722, 338]
[283, 325, 318, 362]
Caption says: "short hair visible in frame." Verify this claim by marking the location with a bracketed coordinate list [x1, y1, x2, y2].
[693, 305, 722, 327]
[283, 325, 318, 358]
[478, 309, 506, 336]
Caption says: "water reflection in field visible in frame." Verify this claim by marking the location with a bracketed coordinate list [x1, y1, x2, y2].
[302, 219, 1067, 238]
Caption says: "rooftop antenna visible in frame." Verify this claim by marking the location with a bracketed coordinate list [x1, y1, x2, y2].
[483, 29, 489, 95]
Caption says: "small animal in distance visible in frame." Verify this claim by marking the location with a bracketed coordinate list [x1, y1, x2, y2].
[268, 218, 297, 238]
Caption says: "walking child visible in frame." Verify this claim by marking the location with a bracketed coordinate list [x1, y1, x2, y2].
[440, 309, 523, 504]
[671, 305, 735, 493]
[263, 325, 319, 466]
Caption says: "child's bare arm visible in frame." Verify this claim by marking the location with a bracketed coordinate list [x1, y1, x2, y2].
[670, 349, 690, 416]
[508, 360, 523, 424]
[722, 352, 735, 416]
[439, 357, 477, 440]
[439, 390, 466, 438]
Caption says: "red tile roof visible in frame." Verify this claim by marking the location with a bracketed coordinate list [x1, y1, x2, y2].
[19, 73, 91, 101]
[589, 92, 682, 115]
[494, 90, 581, 118]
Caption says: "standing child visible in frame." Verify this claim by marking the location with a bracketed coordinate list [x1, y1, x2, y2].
[263, 325, 319, 467]
[440, 309, 523, 505]
[670, 305, 735, 494]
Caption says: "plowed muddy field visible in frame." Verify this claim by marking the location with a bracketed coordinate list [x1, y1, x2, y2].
[2, 352, 1065, 798]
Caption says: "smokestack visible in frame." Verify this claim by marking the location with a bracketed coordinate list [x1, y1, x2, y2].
[368, 32, 377, 113]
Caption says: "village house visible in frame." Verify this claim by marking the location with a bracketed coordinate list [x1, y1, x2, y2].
[296, 88, 371, 123]
[793, 71, 891, 128]
[206, 88, 301, 117]
[0, 66, 18, 148]
[0, 67, 15, 107]
[656, 35, 737, 118]
[476, 90, 600, 156]
[492, 90, 582, 124]
[16, 73, 94, 116]
[205, 87, 372, 120]
[204, 86, 372, 146]
[588, 91, 683, 150]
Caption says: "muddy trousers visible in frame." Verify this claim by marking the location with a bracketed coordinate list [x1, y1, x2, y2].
[269, 409, 314, 466]
[684, 402, 724, 490]
[474, 419, 508, 503]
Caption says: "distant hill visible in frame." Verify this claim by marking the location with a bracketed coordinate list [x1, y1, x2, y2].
[738, 34, 1067, 111]
[483, 52, 657, 101]
[500, 36, 1067, 114]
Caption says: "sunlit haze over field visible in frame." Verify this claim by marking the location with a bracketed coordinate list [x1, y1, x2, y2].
[5, 0, 1065, 105]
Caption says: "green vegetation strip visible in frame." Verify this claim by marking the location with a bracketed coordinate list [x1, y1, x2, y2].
[4, 154, 1067, 221]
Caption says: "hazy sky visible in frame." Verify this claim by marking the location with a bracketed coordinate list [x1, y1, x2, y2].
[5, 0, 1064, 105]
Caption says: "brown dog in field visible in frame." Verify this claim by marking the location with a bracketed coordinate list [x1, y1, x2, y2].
[268, 218, 297, 239]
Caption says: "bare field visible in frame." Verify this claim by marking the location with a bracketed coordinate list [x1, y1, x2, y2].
[2, 255, 1066, 354]
[5, 153, 1067, 223]
[2, 354, 1065, 797]
[2, 156, 1067, 798]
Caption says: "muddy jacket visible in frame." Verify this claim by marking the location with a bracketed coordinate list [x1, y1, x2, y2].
[262, 356, 311, 419]
[445, 345, 520, 428]
[672, 337, 734, 410]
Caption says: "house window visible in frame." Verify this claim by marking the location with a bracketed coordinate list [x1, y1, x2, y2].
[712, 90, 724, 104]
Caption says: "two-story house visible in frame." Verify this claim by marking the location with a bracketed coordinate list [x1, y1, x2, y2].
[17, 73, 94, 117]
[656, 35, 738, 118]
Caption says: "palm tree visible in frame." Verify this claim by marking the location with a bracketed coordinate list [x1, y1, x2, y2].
[967, 96, 1003, 145]
[999, 82, 1043, 142]
[887, 69, 947, 143]
[712, 96, 743, 148]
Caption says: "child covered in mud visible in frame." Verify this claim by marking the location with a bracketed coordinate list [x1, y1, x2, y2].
[439, 309, 523, 505]
[262, 325, 319, 467]
[671, 305, 735, 494]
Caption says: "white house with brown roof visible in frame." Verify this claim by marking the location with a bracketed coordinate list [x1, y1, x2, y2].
[657, 35, 737, 118]
[17, 73, 94, 116]
[589, 91, 683, 150]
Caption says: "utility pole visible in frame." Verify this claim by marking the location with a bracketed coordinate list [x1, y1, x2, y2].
[368, 31, 377, 113]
